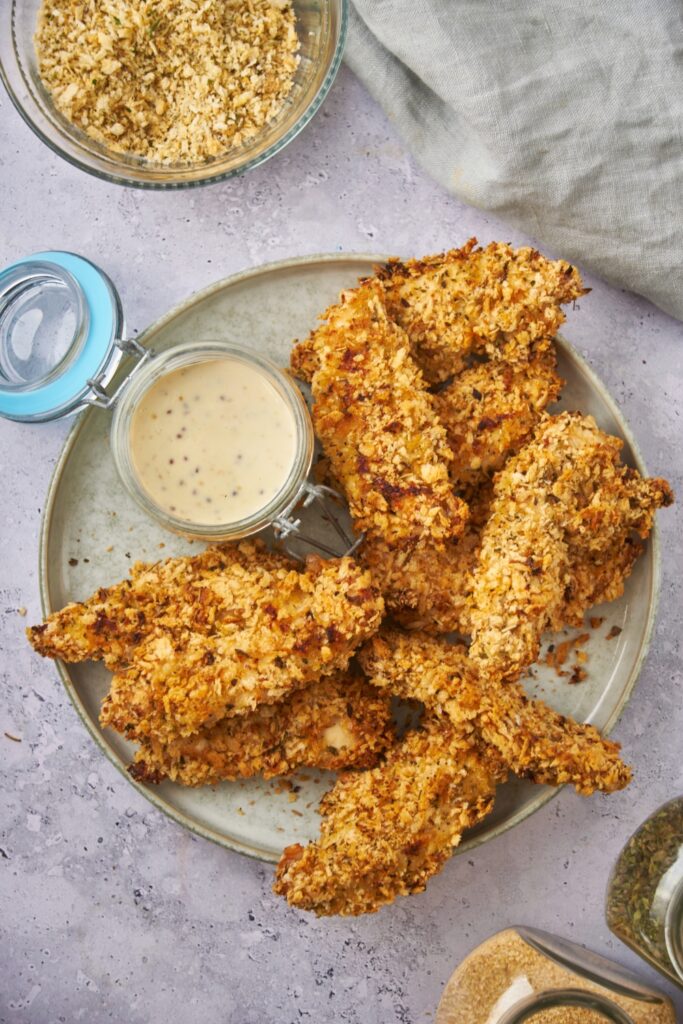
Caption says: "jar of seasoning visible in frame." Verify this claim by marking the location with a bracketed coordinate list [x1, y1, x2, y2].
[436, 928, 675, 1024]
[0, 251, 351, 552]
[606, 797, 683, 989]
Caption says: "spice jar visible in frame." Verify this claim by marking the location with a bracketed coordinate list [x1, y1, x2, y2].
[607, 797, 683, 988]
[0, 250, 354, 553]
[436, 927, 675, 1024]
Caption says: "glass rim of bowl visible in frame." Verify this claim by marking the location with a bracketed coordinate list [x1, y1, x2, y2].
[664, 874, 683, 983]
[496, 988, 635, 1024]
[0, 0, 348, 189]
[110, 340, 315, 540]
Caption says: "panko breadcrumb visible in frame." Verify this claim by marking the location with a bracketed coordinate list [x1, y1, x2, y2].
[434, 346, 563, 493]
[35, 0, 300, 163]
[359, 483, 493, 635]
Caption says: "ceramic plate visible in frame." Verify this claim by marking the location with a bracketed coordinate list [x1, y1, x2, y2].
[39, 254, 660, 863]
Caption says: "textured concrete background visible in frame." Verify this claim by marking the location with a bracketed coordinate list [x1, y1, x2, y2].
[1, 67, 682, 1023]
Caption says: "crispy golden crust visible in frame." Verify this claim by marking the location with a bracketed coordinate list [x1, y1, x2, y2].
[359, 629, 631, 796]
[289, 334, 318, 383]
[129, 672, 395, 786]
[28, 540, 384, 744]
[98, 552, 384, 742]
[359, 485, 493, 635]
[434, 347, 563, 492]
[468, 412, 673, 681]
[469, 474, 569, 681]
[27, 542, 286, 669]
[560, 541, 642, 627]
[375, 238, 586, 384]
[273, 716, 503, 916]
[290, 279, 467, 547]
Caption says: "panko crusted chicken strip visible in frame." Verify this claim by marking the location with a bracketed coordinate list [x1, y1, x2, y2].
[359, 484, 493, 635]
[27, 542, 289, 670]
[468, 412, 673, 682]
[359, 629, 631, 795]
[129, 672, 395, 786]
[28, 540, 384, 743]
[273, 716, 505, 916]
[99, 554, 384, 743]
[375, 238, 586, 384]
[433, 346, 563, 493]
[290, 279, 467, 547]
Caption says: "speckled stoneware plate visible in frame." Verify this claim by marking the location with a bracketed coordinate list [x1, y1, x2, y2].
[40, 254, 660, 863]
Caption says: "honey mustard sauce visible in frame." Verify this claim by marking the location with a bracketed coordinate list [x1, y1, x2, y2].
[130, 357, 298, 525]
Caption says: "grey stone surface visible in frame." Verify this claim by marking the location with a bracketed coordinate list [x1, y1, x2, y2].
[1, 66, 682, 1023]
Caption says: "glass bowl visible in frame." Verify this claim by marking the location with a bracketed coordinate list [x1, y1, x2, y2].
[0, 0, 347, 189]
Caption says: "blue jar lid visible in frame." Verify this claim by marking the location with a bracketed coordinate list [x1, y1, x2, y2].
[0, 251, 124, 422]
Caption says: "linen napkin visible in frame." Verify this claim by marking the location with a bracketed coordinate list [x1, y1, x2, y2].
[345, 1, 683, 321]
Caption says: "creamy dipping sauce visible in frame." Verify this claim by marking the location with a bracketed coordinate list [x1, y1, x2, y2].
[130, 357, 298, 525]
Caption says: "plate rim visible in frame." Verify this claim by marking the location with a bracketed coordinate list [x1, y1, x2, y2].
[38, 251, 662, 865]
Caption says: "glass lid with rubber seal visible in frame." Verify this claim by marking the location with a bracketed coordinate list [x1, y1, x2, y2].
[0, 251, 125, 422]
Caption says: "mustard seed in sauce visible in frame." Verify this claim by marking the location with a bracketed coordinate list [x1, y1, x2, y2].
[130, 357, 298, 526]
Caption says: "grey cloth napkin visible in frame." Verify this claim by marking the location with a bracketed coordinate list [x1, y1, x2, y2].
[345, 1, 683, 322]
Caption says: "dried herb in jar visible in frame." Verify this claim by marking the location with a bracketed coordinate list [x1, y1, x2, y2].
[606, 797, 683, 987]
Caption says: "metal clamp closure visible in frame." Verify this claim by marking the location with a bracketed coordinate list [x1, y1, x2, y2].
[273, 481, 364, 561]
[84, 336, 153, 409]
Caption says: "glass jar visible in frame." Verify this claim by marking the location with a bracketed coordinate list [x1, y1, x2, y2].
[607, 797, 683, 988]
[110, 339, 314, 540]
[436, 928, 675, 1024]
[0, 250, 352, 551]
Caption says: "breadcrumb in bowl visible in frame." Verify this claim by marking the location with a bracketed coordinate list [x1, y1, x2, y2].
[0, 0, 347, 187]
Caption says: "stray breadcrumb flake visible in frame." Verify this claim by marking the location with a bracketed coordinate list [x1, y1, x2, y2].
[35, 0, 300, 163]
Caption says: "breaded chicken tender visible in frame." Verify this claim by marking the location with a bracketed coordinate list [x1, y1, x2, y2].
[273, 716, 504, 916]
[29, 541, 384, 743]
[359, 485, 493, 635]
[375, 238, 586, 383]
[434, 347, 563, 492]
[468, 412, 673, 682]
[290, 280, 467, 547]
[359, 629, 631, 795]
[28, 542, 285, 669]
[129, 672, 395, 786]
[100, 553, 383, 742]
